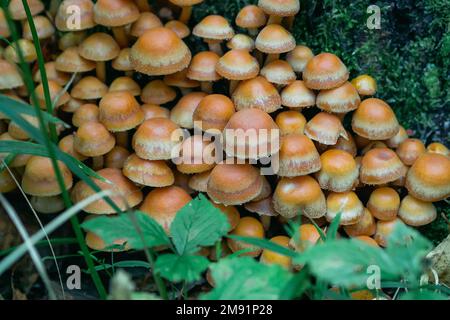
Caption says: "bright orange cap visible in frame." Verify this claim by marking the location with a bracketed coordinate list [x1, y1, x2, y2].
[304, 112, 348, 145]
[260, 235, 292, 269]
[74, 122, 116, 157]
[255, 24, 295, 54]
[93, 0, 139, 27]
[316, 81, 360, 113]
[398, 195, 437, 227]
[193, 15, 234, 41]
[275, 110, 307, 136]
[227, 216, 264, 257]
[316, 149, 358, 192]
[396, 138, 426, 166]
[187, 51, 221, 81]
[235, 5, 267, 29]
[216, 49, 259, 80]
[232, 76, 281, 113]
[99, 91, 144, 132]
[367, 187, 400, 221]
[123, 153, 174, 187]
[326, 191, 364, 225]
[281, 80, 315, 108]
[303, 52, 349, 90]
[351, 74, 377, 96]
[360, 148, 406, 185]
[193, 94, 235, 131]
[260, 60, 296, 85]
[278, 134, 321, 177]
[170, 92, 207, 129]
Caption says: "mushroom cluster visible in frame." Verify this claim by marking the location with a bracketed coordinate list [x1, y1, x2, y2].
[0, 1, 449, 268]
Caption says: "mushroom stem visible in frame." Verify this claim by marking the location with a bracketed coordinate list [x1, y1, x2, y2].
[92, 156, 104, 170]
[229, 80, 239, 95]
[112, 27, 129, 48]
[96, 61, 106, 82]
[260, 215, 271, 231]
[180, 88, 191, 95]
[248, 28, 259, 37]
[49, 0, 59, 19]
[135, 0, 152, 12]
[265, 53, 280, 65]
[179, 6, 193, 24]
[201, 81, 213, 93]
[207, 41, 223, 55]
[255, 50, 264, 65]
[285, 16, 295, 30]
[115, 132, 128, 148]
[267, 15, 283, 25]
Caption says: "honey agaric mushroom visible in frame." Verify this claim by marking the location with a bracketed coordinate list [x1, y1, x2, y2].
[132, 118, 183, 160]
[170, 92, 207, 128]
[0, 169, 17, 193]
[193, 94, 235, 132]
[72, 103, 99, 127]
[207, 163, 263, 205]
[74, 121, 115, 158]
[396, 138, 426, 166]
[227, 216, 265, 257]
[405, 153, 450, 201]
[99, 91, 144, 132]
[232, 76, 281, 113]
[326, 191, 364, 225]
[79, 32, 120, 82]
[4, 39, 37, 63]
[169, 0, 204, 24]
[328, 130, 357, 157]
[22, 156, 73, 197]
[71, 168, 143, 214]
[58, 134, 88, 161]
[398, 195, 437, 227]
[0, 133, 32, 167]
[211, 202, 240, 231]
[188, 170, 211, 193]
[374, 218, 403, 247]
[227, 34, 255, 51]
[275, 110, 307, 136]
[426, 142, 450, 156]
[165, 20, 190, 39]
[30, 195, 66, 214]
[8, 0, 44, 20]
[303, 52, 349, 90]
[175, 135, 215, 174]
[286, 45, 314, 73]
[273, 175, 326, 219]
[71, 76, 108, 100]
[8, 114, 39, 140]
[304, 112, 348, 145]
[360, 148, 407, 185]
[245, 196, 278, 219]
[0, 9, 11, 38]
[223, 108, 280, 160]
[130, 11, 162, 38]
[281, 80, 316, 109]
[131, 27, 191, 76]
[255, 24, 295, 63]
[140, 186, 192, 234]
[56, 0, 95, 31]
[33, 62, 70, 87]
[278, 134, 321, 177]
[354, 236, 379, 247]
[141, 80, 176, 105]
[112, 48, 134, 74]
[385, 125, 408, 149]
[316, 81, 361, 113]
[22, 15, 55, 40]
[104, 146, 130, 169]
[351, 74, 377, 96]
[193, 15, 234, 55]
[187, 51, 221, 93]
[258, 0, 300, 25]
[55, 47, 96, 73]
[260, 235, 292, 269]
[85, 228, 129, 252]
[94, 0, 139, 47]
[173, 170, 195, 194]
[235, 5, 267, 36]
[352, 98, 400, 140]
[34, 80, 71, 110]
[0, 59, 24, 90]
[316, 149, 359, 192]
[109, 76, 141, 96]
[141, 104, 170, 120]
[260, 59, 296, 86]
[123, 153, 174, 187]
[289, 223, 321, 252]
[343, 208, 376, 237]
[58, 31, 87, 50]
[367, 187, 400, 221]
[164, 69, 200, 95]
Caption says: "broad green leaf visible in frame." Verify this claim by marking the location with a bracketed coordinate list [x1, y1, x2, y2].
[170, 194, 230, 255]
[82, 212, 171, 250]
[226, 235, 297, 258]
[280, 267, 310, 300]
[399, 289, 448, 300]
[154, 254, 209, 283]
[201, 257, 293, 300]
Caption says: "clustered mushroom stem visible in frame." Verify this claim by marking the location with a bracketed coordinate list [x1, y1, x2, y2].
[135, 0, 152, 12]
[179, 6, 193, 24]
[261, 215, 271, 231]
[267, 15, 283, 25]
[115, 132, 129, 148]
[201, 81, 213, 93]
[229, 80, 239, 95]
[92, 156, 104, 171]
[265, 53, 280, 65]
[180, 88, 191, 95]
[96, 61, 106, 82]
[208, 42, 223, 55]
[249, 28, 259, 37]
[112, 26, 129, 48]
[285, 16, 295, 30]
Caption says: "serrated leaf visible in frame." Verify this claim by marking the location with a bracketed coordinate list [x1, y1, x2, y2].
[154, 254, 209, 283]
[201, 257, 293, 300]
[171, 194, 230, 255]
[82, 211, 171, 250]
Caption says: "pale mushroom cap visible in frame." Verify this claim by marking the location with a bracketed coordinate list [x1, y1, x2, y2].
[385, 125, 408, 148]
[351, 74, 377, 96]
[235, 5, 267, 29]
[327, 130, 357, 157]
[352, 98, 400, 140]
[193, 15, 234, 40]
[175, 135, 216, 174]
[9, 0, 44, 20]
[396, 138, 426, 166]
[131, 27, 191, 76]
[164, 68, 199, 88]
[258, 0, 300, 17]
[71, 168, 143, 214]
[142, 104, 170, 120]
[255, 24, 296, 54]
[170, 92, 207, 129]
[367, 187, 400, 221]
[56, 0, 95, 31]
[0, 132, 32, 167]
[316, 81, 361, 113]
[227, 34, 255, 51]
[343, 208, 376, 237]
[71, 76, 108, 100]
[303, 52, 349, 90]
[58, 31, 88, 50]
[374, 218, 402, 247]
[232, 76, 281, 113]
[360, 148, 406, 185]
[130, 11, 163, 37]
[35, 80, 71, 109]
[426, 142, 450, 157]
[23, 15, 55, 40]
[5, 39, 37, 63]
[281, 80, 316, 108]
[72, 103, 99, 127]
[94, 0, 140, 27]
[187, 51, 221, 81]
[79, 33, 120, 61]
[33, 62, 70, 86]
[398, 195, 437, 227]
[58, 134, 88, 161]
[216, 49, 260, 80]
[260, 59, 296, 85]
[0, 59, 24, 90]
[405, 153, 450, 201]
[112, 48, 133, 71]
[123, 154, 174, 187]
[326, 191, 364, 225]
[260, 235, 292, 268]
[193, 94, 235, 131]
[188, 170, 211, 192]
[141, 80, 177, 105]
[109, 76, 141, 96]
[278, 133, 321, 177]
[56, 47, 96, 73]
[316, 149, 359, 192]
[165, 20, 190, 39]
[304, 112, 348, 145]
[286, 45, 314, 73]
[74, 122, 116, 156]
[0, 9, 11, 38]
[275, 110, 307, 136]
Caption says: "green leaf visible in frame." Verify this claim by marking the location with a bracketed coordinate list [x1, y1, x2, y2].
[279, 267, 310, 300]
[130, 292, 161, 300]
[201, 257, 293, 300]
[226, 235, 297, 258]
[155, 254, 209, 283]
[82, 212, 171, 250]
[170, 194, 230, 255]
[326, 212, 341, 240]
[399, 289, 448, 300]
